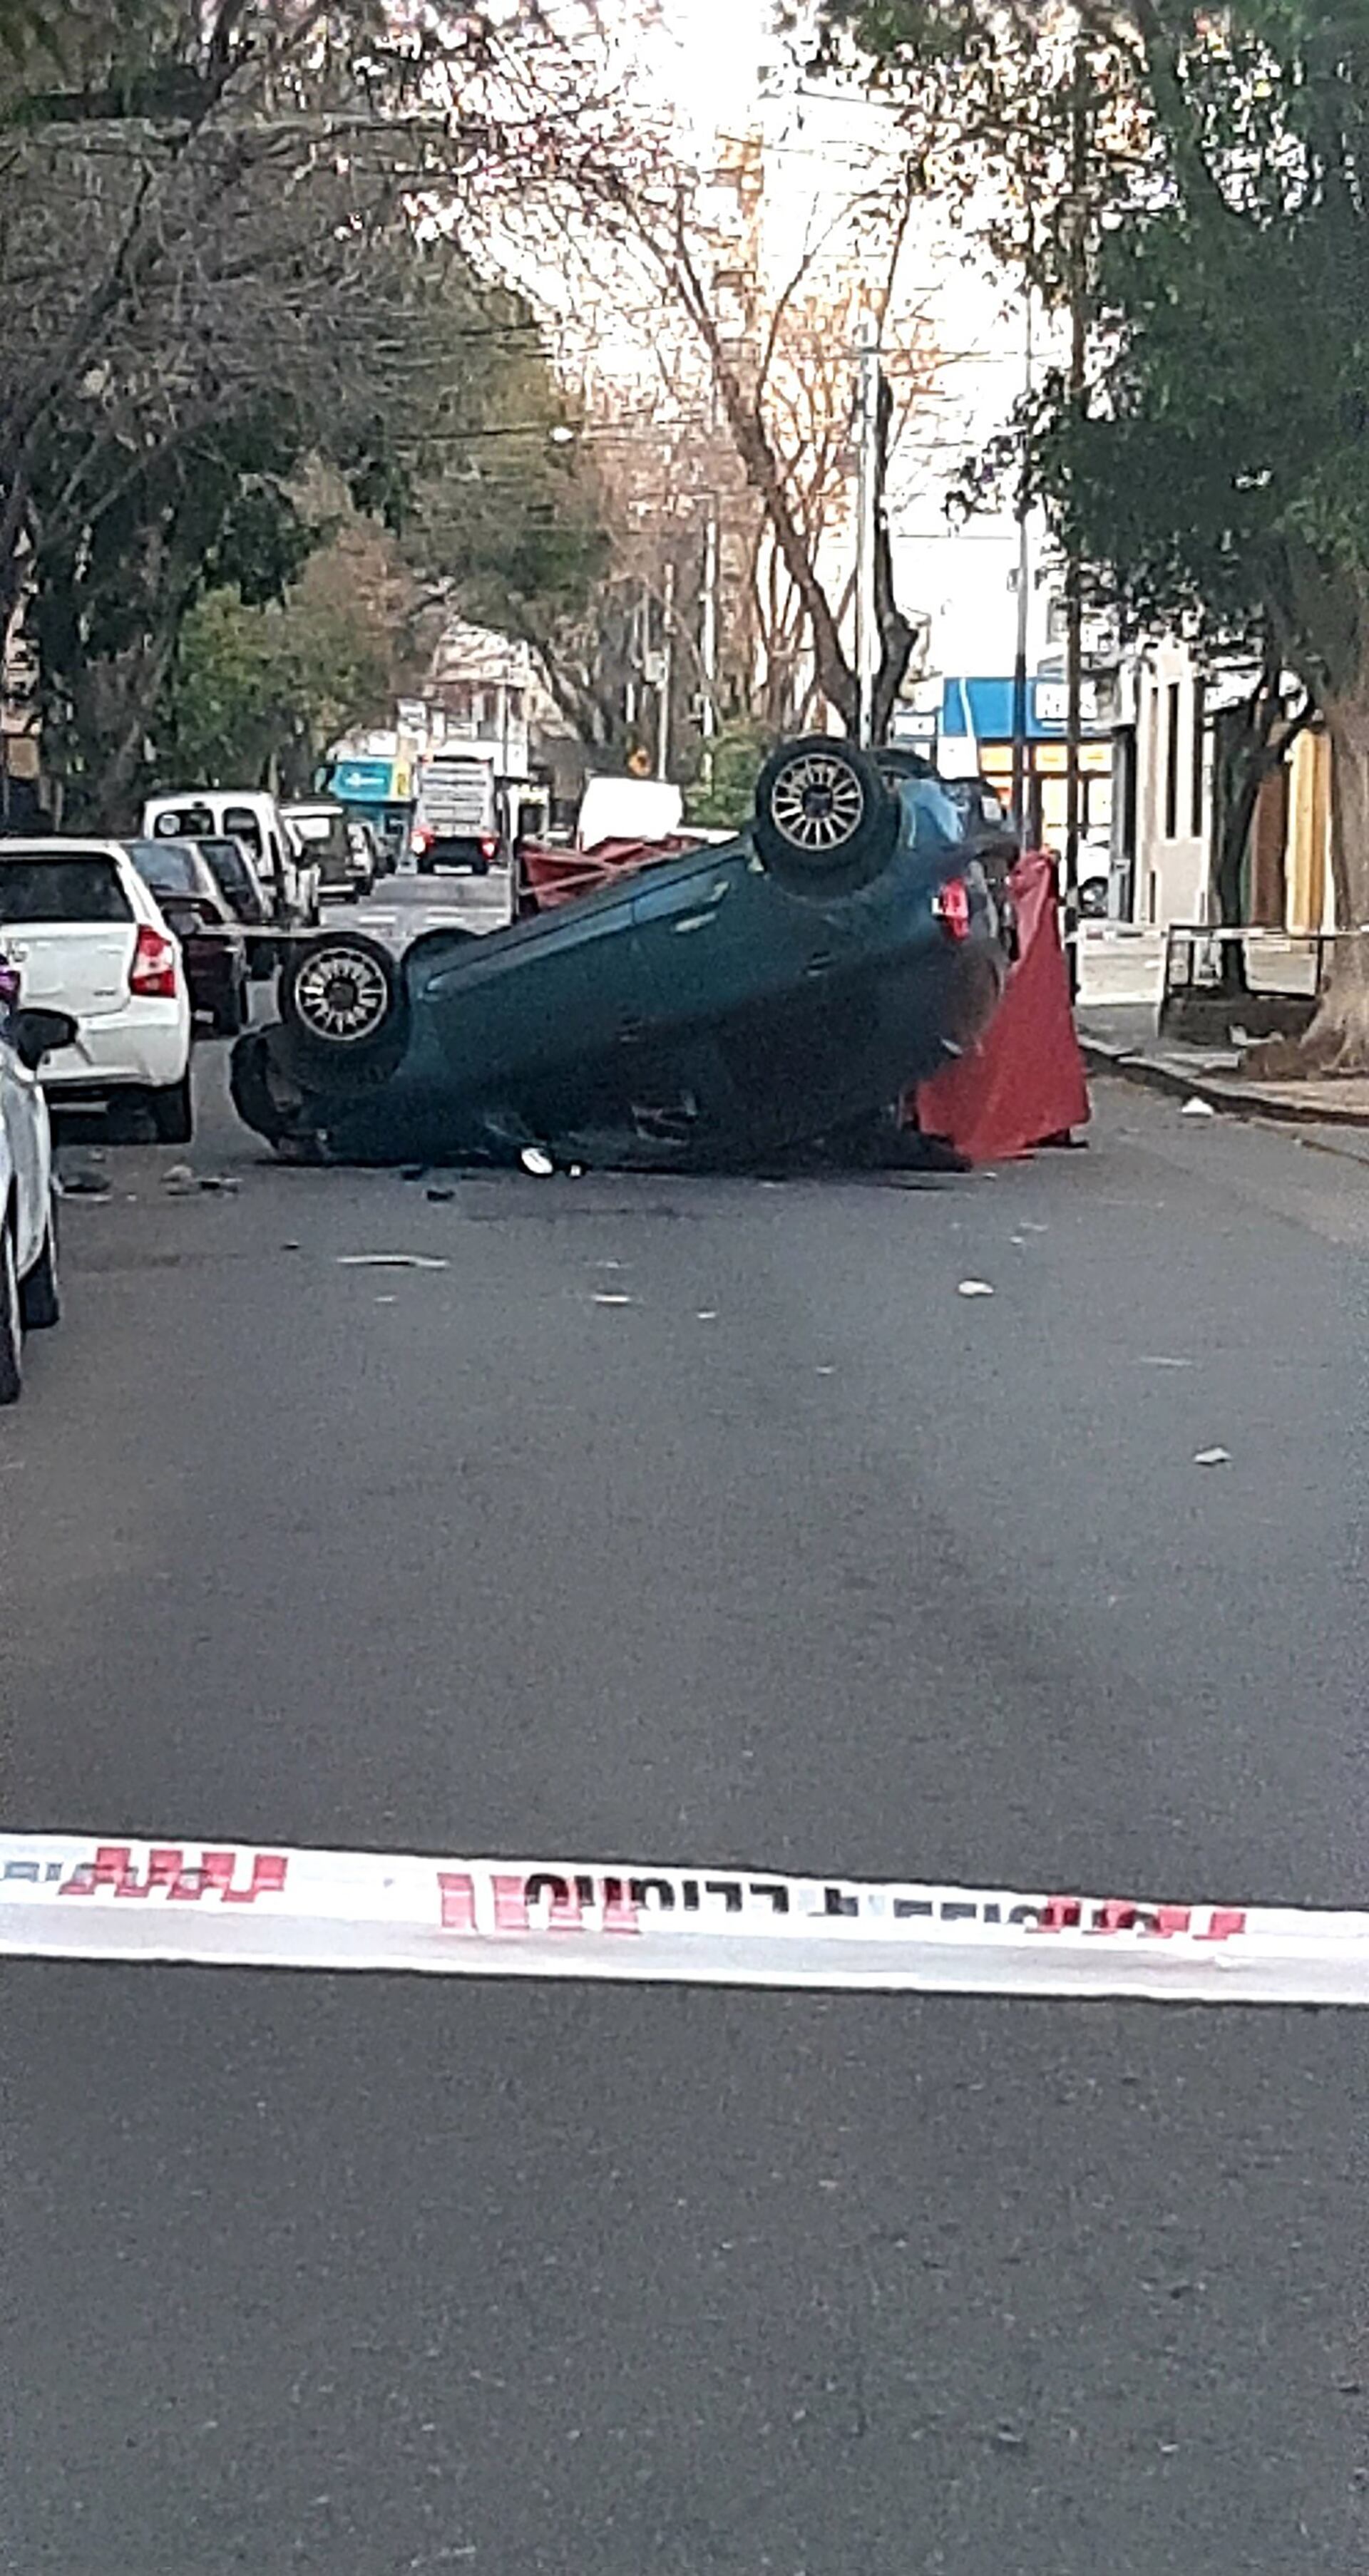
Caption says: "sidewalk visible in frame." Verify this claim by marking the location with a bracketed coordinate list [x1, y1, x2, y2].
[1077, 1004, 1369, 1143]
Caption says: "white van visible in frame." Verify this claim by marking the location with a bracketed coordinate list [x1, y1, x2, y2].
[141, 791, 321, 926]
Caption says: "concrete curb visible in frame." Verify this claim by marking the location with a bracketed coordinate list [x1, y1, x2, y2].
[1079, 1036, 1369, 1134]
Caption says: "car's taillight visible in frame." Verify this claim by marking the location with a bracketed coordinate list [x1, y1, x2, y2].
[130, 924, 179, 998]
[411, 824, 433, 855]
[933, 877, 971, 941]
[479, 833, 498, 862]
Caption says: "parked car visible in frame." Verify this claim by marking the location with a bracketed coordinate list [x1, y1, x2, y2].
[0, 842, 194, 1143]
[185, 833, 277, 968]
[142, 792, 321, 928]
[0, 959, 76, 1403]
[125, 839, 250, 1035]
[230, 735, 1010, 1168]
[282, 800, 374, 902]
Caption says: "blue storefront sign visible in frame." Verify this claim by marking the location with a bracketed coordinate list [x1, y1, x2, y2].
[332, 756, 396, 803]
[940, 677, 1109, 741]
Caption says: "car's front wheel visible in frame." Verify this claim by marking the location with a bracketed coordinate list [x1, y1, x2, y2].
[753, 736, 899, 892]
[20, 1195, 59, 1330]
[279, 929, 409, 1086]
[0, 1217, 22, 1405]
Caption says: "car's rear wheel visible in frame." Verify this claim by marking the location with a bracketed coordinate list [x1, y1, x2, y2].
[279, 929, 409, 1086]
[212, 974, 249, 1038]
[0, 1217, 22, 1404]
[20, 1194, 59, 1329]
[753, 736, 898, 891]
[149, 1071, 195, 1145]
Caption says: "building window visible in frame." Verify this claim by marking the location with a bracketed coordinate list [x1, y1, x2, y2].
[1191, 678, 1206, 840]
[1164, 680, 1181, 840]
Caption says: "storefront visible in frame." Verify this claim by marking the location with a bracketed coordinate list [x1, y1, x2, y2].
[919, 676, 1114, 860]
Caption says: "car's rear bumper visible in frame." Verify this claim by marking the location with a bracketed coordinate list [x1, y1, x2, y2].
[40, 1004, 191, 1094]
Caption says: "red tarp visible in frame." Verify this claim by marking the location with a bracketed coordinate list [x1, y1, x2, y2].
[519, 837, 696, 912]
[912, 850, 1090, 1161]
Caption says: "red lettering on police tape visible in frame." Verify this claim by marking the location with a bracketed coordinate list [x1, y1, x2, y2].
[434, 1872, 1247, 1942]
[59, 1845, 288, 1903]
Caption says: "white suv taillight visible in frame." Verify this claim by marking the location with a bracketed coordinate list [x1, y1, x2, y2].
[130, 924, 178, 998]
[411, 824, 434, 855]
[479, 833, 498, 862]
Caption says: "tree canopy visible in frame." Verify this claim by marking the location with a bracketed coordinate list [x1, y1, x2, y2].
[825, 0, 1369, 1063]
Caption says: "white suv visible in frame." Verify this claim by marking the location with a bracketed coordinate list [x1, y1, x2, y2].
[0, 841, 193, 1141]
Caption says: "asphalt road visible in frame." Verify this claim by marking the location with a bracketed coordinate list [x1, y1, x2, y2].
[5, 1049, 1369, 2574]
[330, 865, 516, 949]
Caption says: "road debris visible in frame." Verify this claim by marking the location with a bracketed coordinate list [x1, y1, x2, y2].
[337, 1252, 450, 1272]
[1181, 1096, 1216, 1118]
[592, 1291, 633, 1307]
[957, 1279, 995, 1298]
[1138, 1355, 1194, 1369]
[1193, 1446, 1231, 1467]
[425, 1186, 456, 1203]
[56, 1169, 111, 1200]
[697, 1309, 718, 1322]
[520, 1146, 555, 1176]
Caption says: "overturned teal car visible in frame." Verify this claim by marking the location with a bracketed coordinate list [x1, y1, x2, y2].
[230, 736, 1012, 1168]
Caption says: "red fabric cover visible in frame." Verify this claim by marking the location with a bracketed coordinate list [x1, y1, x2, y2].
[911, 851, 1090, 1160]
[519, 836, 696, 911]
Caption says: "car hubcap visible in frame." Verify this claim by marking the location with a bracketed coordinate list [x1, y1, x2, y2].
[294, 947, 389, 1043]
[770, 753, 865, 852]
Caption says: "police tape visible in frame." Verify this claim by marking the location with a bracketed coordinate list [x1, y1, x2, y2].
[4, 1834, 1369, 2003]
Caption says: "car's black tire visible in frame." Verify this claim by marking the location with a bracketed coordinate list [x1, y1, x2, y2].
[230, 1028, 298, 1146]
[20, 1195, 59, 1329]
[753, 735, 899, 890]
[0, 1215, 22, 1404]
[149, 1071, 195, 1145]
[212, 976, 249, 1038]
[279, 929, 408, 1083]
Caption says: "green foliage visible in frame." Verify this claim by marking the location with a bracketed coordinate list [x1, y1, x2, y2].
[168, 530, 398, 795]
[685, 721, 773, 828]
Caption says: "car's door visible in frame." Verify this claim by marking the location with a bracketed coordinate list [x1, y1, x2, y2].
[0, 1030, 49, 1274]
[413, 872, 658, 1105]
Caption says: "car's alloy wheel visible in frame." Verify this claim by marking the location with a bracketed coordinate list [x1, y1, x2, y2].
[292, 942, 392, 1045]
[768, 749, 867, 854]
[753, 734, 898, 890]
[0, 1220, 22, 1405]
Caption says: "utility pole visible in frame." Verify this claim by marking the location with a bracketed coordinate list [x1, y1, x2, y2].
[853, 325, 881, 747]
[657, 558, 676, 782]
[1011, 280, 1034, 855]
[1063, 30, 1090, 985]
[700, 505, 719, 793]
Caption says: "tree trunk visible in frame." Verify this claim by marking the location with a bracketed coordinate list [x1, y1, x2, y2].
[1248, 676, 1369, 1074]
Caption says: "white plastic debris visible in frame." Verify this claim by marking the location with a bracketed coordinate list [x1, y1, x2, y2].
[696, 1309, 718, 1322]
[592, 1292, 633, 1307]
[520, 1146, 555, 1176]
[1137, 1355, 1194, 1369]
[957, 1279, 995, 1298]
[337, 1253, 449, 1272]
[162, 1164, 194, 1187]
[1181, 1096, 1216, 1118]
[1193, 1446, 1231, 1467]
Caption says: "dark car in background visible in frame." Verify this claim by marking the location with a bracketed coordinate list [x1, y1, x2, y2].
[193, 834, 277, 975]
[283, 801, 374, 902]
[126, 840, 250, 1036]
[230, 735, 1010, 1168]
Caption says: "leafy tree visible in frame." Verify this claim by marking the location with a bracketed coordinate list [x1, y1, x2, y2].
[685, 721, 773, 830]
[826, 0, 1369, 1066]
[165, 517, 405, 796]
